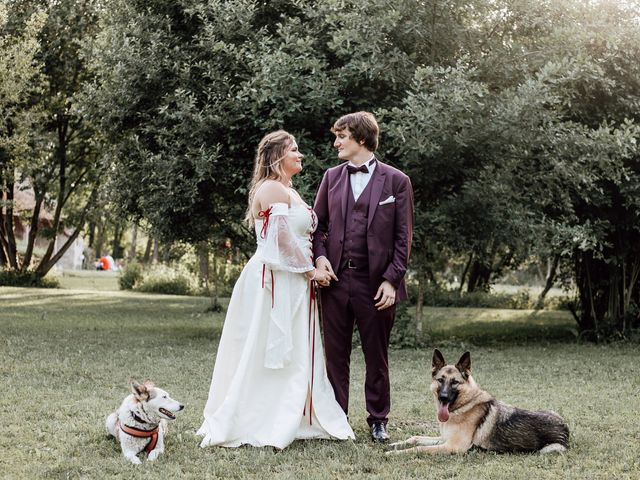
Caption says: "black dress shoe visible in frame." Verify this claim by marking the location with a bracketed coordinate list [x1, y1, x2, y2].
[370, 421, 389, 442]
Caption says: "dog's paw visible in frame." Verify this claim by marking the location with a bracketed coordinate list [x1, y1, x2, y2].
[148, 450, 162, 461]
[125, 455, 142, 465]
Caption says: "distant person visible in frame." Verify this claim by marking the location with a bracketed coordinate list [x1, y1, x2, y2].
[96, 254, 117, 271]
[96, 256, 111, 271]
[313, 112, 414, 442]
[197, 130, 354, 449]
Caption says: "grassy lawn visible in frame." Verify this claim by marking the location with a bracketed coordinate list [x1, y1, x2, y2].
[56, 269, 120, 291]
[1, 284, 639, 479]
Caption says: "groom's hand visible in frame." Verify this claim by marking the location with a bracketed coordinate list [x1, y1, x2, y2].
[315, 256, 338, 284]
[374, 280, 396, 310]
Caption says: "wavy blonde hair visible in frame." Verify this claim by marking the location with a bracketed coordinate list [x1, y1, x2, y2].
[244, 130, 295, 225]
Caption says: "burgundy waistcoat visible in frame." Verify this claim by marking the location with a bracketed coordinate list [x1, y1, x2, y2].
[340, 173, 375, 271]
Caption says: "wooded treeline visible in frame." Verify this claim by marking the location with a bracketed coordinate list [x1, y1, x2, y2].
[2, 0, 640, 339]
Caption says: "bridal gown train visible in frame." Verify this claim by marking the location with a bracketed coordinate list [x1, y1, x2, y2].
[197, 202, 355, 448]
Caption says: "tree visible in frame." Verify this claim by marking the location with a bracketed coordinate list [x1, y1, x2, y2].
[0, 4, 47, 269]
[1, 0, 104, 277]
[385, 0, 640, 338]
[82, 0, 640, 339]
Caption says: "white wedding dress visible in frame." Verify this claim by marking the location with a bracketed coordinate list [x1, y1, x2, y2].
[197, 201, 355, 448]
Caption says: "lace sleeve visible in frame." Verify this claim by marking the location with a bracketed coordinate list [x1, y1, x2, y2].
[260, 203, 314, 273]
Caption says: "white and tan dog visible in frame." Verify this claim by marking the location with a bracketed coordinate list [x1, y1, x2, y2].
[106, 380, 184, 464]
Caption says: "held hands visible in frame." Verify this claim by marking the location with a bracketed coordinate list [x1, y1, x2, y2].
[314, 257, 338, 287]
[374, 280, 396, 310]
[306, 268, 332, 287]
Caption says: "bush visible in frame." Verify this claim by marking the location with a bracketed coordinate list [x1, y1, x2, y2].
[0, 269, 59, 288]
[134, 264, 195, 296]
[118, 262, 143, 290]
[136, 275, 192, 295]
[206, 262, 243, 297]
[117, 263, 198, 295]
[407, 283, 569, 310]
[389, 301, 428, 348]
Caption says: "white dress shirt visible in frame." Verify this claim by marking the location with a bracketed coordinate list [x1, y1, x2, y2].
[348, 155, 376, 201]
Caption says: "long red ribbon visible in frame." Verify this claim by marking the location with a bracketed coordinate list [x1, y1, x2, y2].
[261, 264, 274, 308]
[259, 207, 275, 308]
[307, 209, 317, 426]
[309, 279, 316, 425]
[258, 207, 272, 239]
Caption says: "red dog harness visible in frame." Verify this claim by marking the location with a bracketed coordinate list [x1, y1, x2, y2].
[118, 421, 159, 453]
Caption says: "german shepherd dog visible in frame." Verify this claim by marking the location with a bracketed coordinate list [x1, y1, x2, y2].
[388, 349, 569, 455]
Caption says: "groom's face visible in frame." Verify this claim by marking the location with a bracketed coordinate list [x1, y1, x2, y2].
[333, 127, 365, 162]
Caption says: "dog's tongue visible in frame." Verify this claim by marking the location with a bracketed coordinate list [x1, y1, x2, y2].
[437, 403, 450, 422]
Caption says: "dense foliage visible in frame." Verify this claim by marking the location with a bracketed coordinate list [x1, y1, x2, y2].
[2, 0, 640, 338]
[0, 0, 104, 276]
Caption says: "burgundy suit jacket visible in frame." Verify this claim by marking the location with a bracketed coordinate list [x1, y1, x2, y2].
[312, 159, 414, 302]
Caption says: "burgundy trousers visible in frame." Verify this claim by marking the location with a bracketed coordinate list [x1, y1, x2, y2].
[320, 266, 395, 426]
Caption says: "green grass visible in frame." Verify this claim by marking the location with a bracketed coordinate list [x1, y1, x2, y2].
[1, 286, 639, 479]
[56, 269, 120, 291]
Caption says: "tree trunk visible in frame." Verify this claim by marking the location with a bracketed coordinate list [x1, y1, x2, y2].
[39, 117, 68, 269]
[467, 258, 491, 292]
[211, 254, 220, 309]
[112, 223, 121, 258]
[94, 222, 105, 258]
[1, 180, 19, 269]
[88, 221, 95, 247]
[458, 252, 473, 293]
[21, 190, 45, 272]
[197, 241, 210, 292]
[0, 210, 10, 268]
[535, 254, 560, 309]
[571, 250, 638, 340]
[152, 238, 159, 264]
[129, 223, 138, 261]
[143, 235, 152, 263]
[35, 190, 96, 276]
[621, 258, 640, 322]
[415, 273, 425, 343]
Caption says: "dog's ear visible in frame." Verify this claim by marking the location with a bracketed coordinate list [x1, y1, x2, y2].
[130, 379, 150, 401]
[455, 352, 471, 379]
[432, 349, 446, 376]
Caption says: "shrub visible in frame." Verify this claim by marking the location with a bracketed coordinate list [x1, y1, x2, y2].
[118, 262, 144, 290]
[134, 264, 195, 296]
[0, 270, 59, 288]
[407, 283, 569, 310]
[209, 262, 244, 297]
[117, 263, 199, 295]
[389, 301, 428, 348]
[136, 275, 192, 295]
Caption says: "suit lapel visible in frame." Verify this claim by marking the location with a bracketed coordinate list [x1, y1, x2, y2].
[367, 162, 386, 229]
[340, 165, 349, 221]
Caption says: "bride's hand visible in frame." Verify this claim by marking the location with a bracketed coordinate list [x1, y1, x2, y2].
[306, 268, 331, 287]
[316, 269, 331, 287]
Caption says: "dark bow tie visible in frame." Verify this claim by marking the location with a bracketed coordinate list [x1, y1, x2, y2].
[347, 162, 373, 175]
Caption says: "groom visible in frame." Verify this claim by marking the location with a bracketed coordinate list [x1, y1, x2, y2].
[313, 111, 413, 442]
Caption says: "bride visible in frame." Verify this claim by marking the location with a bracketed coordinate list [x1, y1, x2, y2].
[197, 130, 355, 448]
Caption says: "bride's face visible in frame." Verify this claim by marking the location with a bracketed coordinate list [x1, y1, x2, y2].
[281, 141, 304, 178]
